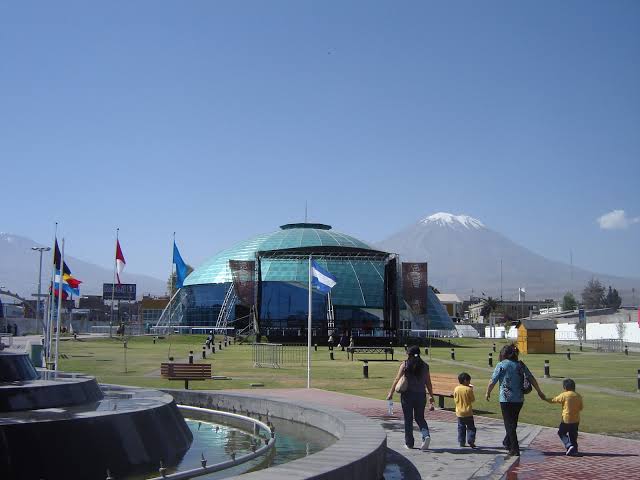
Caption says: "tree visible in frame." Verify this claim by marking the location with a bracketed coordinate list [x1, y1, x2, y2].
[616, 318, 626, 340]
[166, 265, 194, 296]
[574, 317, 586, 342]
[503, 314, 515, 335]
[562, 292, 578, 311]
[581, 278, 605, 309]
[604, 286, 622, 309]
[480, 296, 500, 321]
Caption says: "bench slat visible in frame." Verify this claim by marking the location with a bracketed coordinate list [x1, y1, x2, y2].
[160, 363, 211, 380]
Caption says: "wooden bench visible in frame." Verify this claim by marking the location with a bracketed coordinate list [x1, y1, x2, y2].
[160, 362, 212, 390]
[347, 346, 394, 361]
[429, 373, 460, 408]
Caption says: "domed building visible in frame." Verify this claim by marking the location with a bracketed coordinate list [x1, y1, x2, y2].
[167, 223, 454, 339]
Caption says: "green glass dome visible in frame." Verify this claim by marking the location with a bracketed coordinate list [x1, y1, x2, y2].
[185, 223, 388, 308]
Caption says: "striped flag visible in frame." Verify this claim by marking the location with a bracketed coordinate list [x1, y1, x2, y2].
[311, 260, 337, 294]
[52, 238, 82, 297]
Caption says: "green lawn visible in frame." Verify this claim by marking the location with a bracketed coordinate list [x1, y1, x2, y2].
[57, 335, 640, 436]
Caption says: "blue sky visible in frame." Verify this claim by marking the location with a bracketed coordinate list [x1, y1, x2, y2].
[1, 1, 639, 280]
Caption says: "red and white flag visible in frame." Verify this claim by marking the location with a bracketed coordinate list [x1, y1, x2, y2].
[116, 240, 126, 284]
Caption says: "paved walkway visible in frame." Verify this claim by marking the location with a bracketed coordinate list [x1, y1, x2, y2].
[225, 388, 640, 479]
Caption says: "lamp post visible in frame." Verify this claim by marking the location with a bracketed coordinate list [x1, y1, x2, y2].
[31, 247, 51, 327]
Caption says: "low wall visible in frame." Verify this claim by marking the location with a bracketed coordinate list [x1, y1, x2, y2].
[556, 321, 639, 343]
[164, 389, 387, 480]
[484, 326, 518, 339]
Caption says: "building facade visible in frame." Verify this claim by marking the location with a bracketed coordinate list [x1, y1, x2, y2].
[175, 222, 454, 337]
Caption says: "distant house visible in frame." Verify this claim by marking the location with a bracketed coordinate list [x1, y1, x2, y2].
[436, 293, 463, 322]
[468, 299, 557, 323]
[516, 319, 556, 354]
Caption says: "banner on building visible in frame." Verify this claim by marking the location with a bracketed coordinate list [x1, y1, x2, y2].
[402, 262, 428, 315]
[229, 260, 255, 307]
[383, 256, 399, 330]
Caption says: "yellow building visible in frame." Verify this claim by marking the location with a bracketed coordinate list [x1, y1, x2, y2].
[516, 319, 556, 354]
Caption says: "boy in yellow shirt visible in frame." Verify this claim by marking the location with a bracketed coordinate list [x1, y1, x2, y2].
[545, 378, 583, 456]
[454, 372, 477, 448]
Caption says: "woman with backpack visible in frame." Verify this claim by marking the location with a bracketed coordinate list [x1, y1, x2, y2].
[485, 344, 545, 456]
[387, 345, 435, 450]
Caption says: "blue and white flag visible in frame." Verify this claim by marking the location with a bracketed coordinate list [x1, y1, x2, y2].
[311, 260, 337, 294]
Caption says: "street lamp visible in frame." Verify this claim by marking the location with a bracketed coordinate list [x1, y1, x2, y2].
[31, 247, 51, 323]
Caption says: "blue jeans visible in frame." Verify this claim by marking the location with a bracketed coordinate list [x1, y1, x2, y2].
[558, 422, 579, 451]
[401, 391, 430, 447]
[457, 416, 476, 445]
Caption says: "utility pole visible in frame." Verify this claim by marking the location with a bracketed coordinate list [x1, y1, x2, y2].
[31, 247, 51, 331]
[500, 258, 503, 302]
[570, 250, 573, 282]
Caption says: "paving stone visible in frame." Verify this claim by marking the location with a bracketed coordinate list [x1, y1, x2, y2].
[231, 388, 640, 480]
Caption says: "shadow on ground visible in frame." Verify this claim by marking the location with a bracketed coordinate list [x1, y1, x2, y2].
[384, 447, 422, 480]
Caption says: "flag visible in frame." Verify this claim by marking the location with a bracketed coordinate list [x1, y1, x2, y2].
[52, 238, 82, 296]
[173, 241, 188, 289]
[311, 260, 337, 294]
[54, 270, 80, 297]
[116, 240, 126, 284]
[54, 239, 71, 275]
[518, 287, 526, 301]
[50, 281, 68, 299]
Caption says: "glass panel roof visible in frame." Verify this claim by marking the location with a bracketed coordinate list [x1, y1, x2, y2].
[185, 224, 388, 308]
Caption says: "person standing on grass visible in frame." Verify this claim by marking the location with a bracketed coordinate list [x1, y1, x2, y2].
[485, 344, 545, 457]
[454, 372, 477, 448]
[545, 378, 583, 456]
[387, 345, 435, 450]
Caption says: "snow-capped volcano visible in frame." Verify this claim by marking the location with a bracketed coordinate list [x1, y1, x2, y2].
[376, 213, 637, 301]
[420, 213, 485, 230]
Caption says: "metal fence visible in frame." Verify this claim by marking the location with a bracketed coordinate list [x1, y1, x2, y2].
[252, 343, 306, 368]
[90, 324, 146, 336]
[585, 338, 624, 352]
[402, 329, 459, 338]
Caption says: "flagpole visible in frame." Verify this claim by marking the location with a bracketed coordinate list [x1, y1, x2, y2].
[54, 238, 64, 371]
[307, 255, 312, 389]
[169, 232, 176, 332]
[46, 222, 57, 365]
[109, 228, 118, 338]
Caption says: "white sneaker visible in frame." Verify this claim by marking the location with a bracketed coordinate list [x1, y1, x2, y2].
[404, 444, 412, 450]
[566, 445, 575, 456]
[421, 436, 431, 450]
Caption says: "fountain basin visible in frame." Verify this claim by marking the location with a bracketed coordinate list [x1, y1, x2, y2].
[0, 354, 193, 480]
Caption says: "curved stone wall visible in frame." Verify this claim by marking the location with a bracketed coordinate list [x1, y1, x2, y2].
[165, 390, 387, 480]
[1, 384, 192, 480]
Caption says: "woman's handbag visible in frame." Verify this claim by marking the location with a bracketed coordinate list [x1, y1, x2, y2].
[519, 361, 533, 394]
[395, 374, 408, 393]
[395, 362, 409, 393]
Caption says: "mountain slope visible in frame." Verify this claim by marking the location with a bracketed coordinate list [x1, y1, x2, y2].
[376, 213, 638, 301]
[0, 233, 166, 299]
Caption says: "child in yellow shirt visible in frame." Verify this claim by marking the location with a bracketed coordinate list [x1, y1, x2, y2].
[545, 378, 583, 456]
[454, 372, 477, 448]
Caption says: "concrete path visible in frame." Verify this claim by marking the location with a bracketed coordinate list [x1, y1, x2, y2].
[223, 388, 640, 480]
